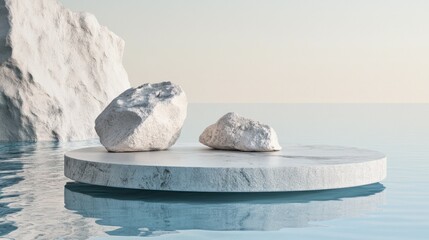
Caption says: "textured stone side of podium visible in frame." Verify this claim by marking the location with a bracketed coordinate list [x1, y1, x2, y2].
[64, 146, 387, 192]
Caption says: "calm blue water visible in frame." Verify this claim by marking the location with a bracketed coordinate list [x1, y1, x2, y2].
[1, 104, 428, 239]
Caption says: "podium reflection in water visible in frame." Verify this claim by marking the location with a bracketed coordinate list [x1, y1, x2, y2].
[64, 182, 385, 236]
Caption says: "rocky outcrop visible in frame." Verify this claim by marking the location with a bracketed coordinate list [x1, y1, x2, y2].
[95, 81, 187, 152]
[0, 0, 130, 141]
[199, 112, 281, 151]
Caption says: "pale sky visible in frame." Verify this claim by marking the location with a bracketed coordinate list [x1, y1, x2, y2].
[60, 0, 429, 103]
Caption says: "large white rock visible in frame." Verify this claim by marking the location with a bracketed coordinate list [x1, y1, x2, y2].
[199, 112, 281, 151]
[0, 0, 130, 141]
[95, 81, 187, 152]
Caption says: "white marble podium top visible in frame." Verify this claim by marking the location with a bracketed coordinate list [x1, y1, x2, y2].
[65, 145, 384, 167]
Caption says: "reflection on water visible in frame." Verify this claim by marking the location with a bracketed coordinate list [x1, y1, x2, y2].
[64, 182, 385, 236]
[0, 140, 103, 240]
[0, 143, 32, 236]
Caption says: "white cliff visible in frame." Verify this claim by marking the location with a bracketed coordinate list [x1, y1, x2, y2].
[0, 0, 130, 141]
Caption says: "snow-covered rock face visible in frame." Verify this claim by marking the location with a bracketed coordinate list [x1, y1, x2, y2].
[199, 112, 281, 152]
[0, 0, 130, 141]
[95, 81, 188, 152]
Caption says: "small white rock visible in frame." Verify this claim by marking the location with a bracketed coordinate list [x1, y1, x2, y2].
[199, 112, 281, 152]
[95, 81, 187, 152]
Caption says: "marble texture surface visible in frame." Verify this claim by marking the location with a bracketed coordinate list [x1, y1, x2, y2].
[64, 145, 387, 192]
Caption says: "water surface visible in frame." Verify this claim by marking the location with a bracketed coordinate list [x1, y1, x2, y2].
[1, 104, 428, 239]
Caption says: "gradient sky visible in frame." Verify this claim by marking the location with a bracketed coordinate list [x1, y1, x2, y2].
[60, 0, 429, 103]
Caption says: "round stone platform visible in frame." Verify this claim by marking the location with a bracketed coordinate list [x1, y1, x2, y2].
[64, 145, 386, 192]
